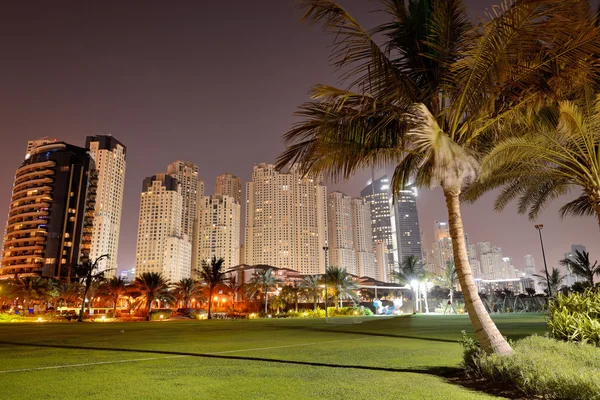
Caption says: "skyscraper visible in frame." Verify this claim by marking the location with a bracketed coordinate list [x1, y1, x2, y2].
[1, 142, 97, 280]
[25, 137, 56, 157]
[351, 197, 377, 278]
[393, 182, 422, 264]
[197, 194, 241, 270]
[215, 173, 242, 204]
[167, 161, 203, 270]
[327, 192, 356, 274]
[361, 176, 395, 279]
[85, 135, 126, 275]
[245, 163, 327, 274]
[432, 221, 453, 276]
[477, 242, 504, 280]
[524, 254, 536, 277]
[134, 174, 191, 282]
[563, 244, 587, 286]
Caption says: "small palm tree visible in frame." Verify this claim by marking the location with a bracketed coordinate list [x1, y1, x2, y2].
[10, 276, 51, 313]
[325, 266, 358, 310]
[269, 295, 286, 314]
[76, 254, 110, 322]
[101, 277, 128, 314]
[280, 282, 301, 312]
[534, 268, 566, 296]
[247, 267, 282, 314]
[299, 274, 321, 310]
[438, 261, 459, 307]
[559, 250, 600, 287]
[134, 272, 171, 319]
[391, 256, 424, 309]
[223, 275, 243, 311]
[173, 278, 203, 308]
[197, 257, 227, 319]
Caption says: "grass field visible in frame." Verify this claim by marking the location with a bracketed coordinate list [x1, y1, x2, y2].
[0, 314, 546, 400]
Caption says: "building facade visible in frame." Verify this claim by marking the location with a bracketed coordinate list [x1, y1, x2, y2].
[327, 192, 357, 274]
[361, 176, 395, 280]
[351, 197, 377, 278]
[245, 163, 327, 275]
[134, 174, 191, 282]
[215, 173, 242, 204]
[392, 182, 422, 264]
[197, 194, 241, 271]
[1, 142, 97, 280]
[85, 135, 126, 275]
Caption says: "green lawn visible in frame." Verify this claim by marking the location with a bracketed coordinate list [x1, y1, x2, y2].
[0, 314, 546, 400]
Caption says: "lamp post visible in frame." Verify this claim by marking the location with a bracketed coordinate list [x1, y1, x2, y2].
[534, 224, 552, 297]
[323, 245, 329, 318]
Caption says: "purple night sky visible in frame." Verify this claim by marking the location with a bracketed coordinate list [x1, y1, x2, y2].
[1, 1, 598, 275]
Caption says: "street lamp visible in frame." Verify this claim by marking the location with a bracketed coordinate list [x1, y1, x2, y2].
[534, 224, 552, 297]
[323, 245, 329, 318]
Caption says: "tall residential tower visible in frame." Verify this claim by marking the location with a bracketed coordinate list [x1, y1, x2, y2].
[85, 135, 126, 274]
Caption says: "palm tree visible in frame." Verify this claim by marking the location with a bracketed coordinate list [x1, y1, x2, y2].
[101, 277, 128, 314]
[223, 275, 243, 311]
[466, 98, 600, 229]
[280, 282, 301, 312]
[134, 272, 171, 320]
[559, 250, 600, 287]
[173, 278, 203, 308]
[325, 266, 358, 309]
[247, 267, 282, 314]
[534, 268, 566, 296]
[438, 261, 459, 308]
[275, 0, 600, 355]
[10, 276, 51, 313]
[269, 295, 286, 314]
[197, 257, 227, 319]
[76, 254, 110, 322]
[299, 274, 321, 310]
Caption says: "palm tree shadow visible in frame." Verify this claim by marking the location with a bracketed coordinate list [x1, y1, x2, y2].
[0, 340, 457, 376]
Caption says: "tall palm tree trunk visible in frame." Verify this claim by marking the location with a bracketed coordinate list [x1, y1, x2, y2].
[264, 285, 268, 314]
[444, 188, 513, 355]
[113, 297, 118, 315]
[78, 287, 89, 322]
[207, 288, 213, 319]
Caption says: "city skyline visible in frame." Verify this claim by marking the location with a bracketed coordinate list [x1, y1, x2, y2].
[1, 1, 599, 275]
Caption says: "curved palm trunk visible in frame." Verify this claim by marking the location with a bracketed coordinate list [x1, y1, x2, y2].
[444, 188, 513, 355]
[113, 297, 118, 315]
[264, 286, 268, 314]
[78, 287, 89, 322]
[146, 298, 154, 319]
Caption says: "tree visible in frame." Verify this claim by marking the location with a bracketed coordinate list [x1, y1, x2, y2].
[223, 275, 243, 311]
[52, 281, 81, 310]
[525, 287, 536, 297]
[280, 282, 301, 312]
[100, 277, 128, 314]
[467, 98, 600, 229]
[173, 278, 203, 309]
[76, 254, 110, 322]
[325, 266, 358, 309]
[247, 267, 282, 314]
[275, 0, 600, 355]
[134, 272, 171, 320]
[438, 261, 459, 308]
[299, 274, 321, 310]
[559, 250, 600, 287]
[197, 257, 227, 319]
[9, 276, 51, 313]
[534, 268, 566, 296]
[390, 255, 424, 310]
[269, 295, 286, 314]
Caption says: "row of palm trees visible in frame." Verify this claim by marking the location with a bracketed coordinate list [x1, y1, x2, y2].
[275, 0, 600, 355]
[0, 257, 363, 320]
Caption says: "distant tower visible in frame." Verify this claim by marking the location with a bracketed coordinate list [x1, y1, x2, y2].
[432, 221, 453, 276]
[245, 163, 327, 274]
[1, 142, 96, 280]
[361, 176, 395, 279]
[25, 137, 56, 157]
[351, 197, 377, 278]
[393, 182, 422, 264]
[134, 174, 191, 282]
[197, 194, 241, 271]
[327, 192, 357, 274]
[215, 173, 242, 204]
[86, 135, 126, 275]
[524, 254, 536, 277]
[167, 161, 203, 270]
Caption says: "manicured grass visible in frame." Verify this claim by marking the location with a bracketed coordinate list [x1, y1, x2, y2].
[0, 314, 546, 400]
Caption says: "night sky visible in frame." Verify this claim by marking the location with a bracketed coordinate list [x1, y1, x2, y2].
[1, 1, 598, 275]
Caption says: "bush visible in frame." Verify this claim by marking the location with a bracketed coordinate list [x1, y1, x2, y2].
[461, 333, 600, 400]
[548, 288, 600, 346]
[149, 309, 172, 321]
[0, 313, 22, 322]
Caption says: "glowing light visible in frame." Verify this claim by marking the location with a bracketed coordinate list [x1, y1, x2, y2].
[159, 315, 164, 320]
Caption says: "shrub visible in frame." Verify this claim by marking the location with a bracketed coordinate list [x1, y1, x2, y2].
[149, 309, 172, 321]
[548, 288, 600, 346]
[0, 313, 22, 322]
[461, 334, 600, 400]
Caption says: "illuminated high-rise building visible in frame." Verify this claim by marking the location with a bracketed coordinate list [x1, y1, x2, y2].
[215, 173, 242, 204]
[197, 194, 241, 271]
[245, 163, 327, 274]
[134, 174, 191, 282]
[1, 142, 97, 280]
[327, 192, 356, 274]
[393, 182, 422, 264]
[351, 197, 377, 278]
[85, 135, 126, 275]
